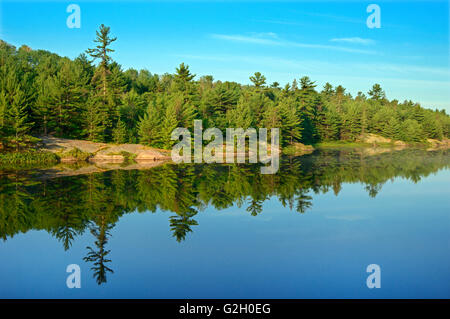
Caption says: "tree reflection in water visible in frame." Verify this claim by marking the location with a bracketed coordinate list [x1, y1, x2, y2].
[0, 148, 449, 284]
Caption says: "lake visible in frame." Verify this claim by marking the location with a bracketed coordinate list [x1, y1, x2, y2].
[0, 148, 449, 298]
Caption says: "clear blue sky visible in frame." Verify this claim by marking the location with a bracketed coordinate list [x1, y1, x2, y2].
[1, 0, 449, 111]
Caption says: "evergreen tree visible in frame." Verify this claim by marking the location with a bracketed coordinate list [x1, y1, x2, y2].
[400, 119, 424, 142]
[48, 59, 87, 137]
[0, 35, 449, 154]
[278, 96, 302, 145]
[83, 93, 108, 142]
[322, 82, 334, 99]
[161, 102, 180, 149]
[249, 72, 266, 88]
[383, 117, 401, 140]
[138, 107, 162, 147]
[112, 117, 127, 144]
[174, 63, 195, 92]
[8, 84, 32, 150]
[86, 24, 119, 141]
[368, 83, 386, 101]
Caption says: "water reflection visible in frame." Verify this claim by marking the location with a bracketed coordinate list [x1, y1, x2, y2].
[0, 148, 449, 285]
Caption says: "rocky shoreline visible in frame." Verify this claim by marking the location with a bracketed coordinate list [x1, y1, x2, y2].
[39, 136, 171, 163]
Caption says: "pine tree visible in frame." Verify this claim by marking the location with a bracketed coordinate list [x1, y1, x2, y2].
[48, 59, 87, 137]
[33, 76, 53, 136]
[86, 24, 119, 141]
[297, 77, 319, 143]
[119, 89, 146, 143]
[138, 94, 167, 147]
[423, 112, 443, 140]
[278, 96, 302, 145]
[174, 63, 195, 92]
[138, 106, 162, 147]
[84, 94, 108, 142]
[368, 83, 386, 101]
[322, 82, 334, 99]
[291, 79, 298, 91]
[320, 106, 341, 140]
[383, 117, 401, 140]
[249, 72, 266, 88]
[201, 82, 239, 129]
[262, 104, 280, 129]
[9, 84, 32, 151]
[86, 24, 117, 100]
[341, 102, 362, 140]
[271, 82, 280, 89]
[161, 102, 180, 149]
[112, 117, 127, 144]
[0, 66, 33, 150]
[228, 97, 253, 129]
[299, 76, 317, 90]
[400, 119, 424, 142]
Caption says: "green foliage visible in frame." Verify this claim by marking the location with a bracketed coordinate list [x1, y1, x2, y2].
[0, 148, 448, 248]
[368, 83, 386, 101]
[0, 27, 449, 154]
[59, 147, 92, 161]
[138, 97, 163, 147]
[0, 150, 58, 164]
[112, 118, 127, 144]
[249, 72, 266, 88]
[400, 119, 425, 142]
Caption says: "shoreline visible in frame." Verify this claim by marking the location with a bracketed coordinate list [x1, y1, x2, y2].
[1, 135, 449, 170]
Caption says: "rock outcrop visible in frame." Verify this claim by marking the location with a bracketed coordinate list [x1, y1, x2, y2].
[39, 136, 171, 163]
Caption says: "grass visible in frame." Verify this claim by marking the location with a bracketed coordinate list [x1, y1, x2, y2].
[58, 147, 92, 161]
[0, 150, 59, 166]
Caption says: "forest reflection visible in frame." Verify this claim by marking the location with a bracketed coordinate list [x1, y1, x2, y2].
[0, 148, 449, 284]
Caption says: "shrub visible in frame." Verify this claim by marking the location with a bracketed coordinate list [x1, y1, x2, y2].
[59, 148, 92, 161]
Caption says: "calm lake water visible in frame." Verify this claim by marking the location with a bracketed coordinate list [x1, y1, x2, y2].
[0, 148, 449, 299]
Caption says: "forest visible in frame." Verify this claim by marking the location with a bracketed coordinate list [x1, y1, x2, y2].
[1, 24, 450, 154]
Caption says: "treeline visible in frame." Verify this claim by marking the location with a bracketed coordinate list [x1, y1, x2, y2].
[1, 24, 450, 151]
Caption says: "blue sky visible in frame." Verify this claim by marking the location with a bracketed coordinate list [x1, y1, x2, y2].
[1, 0, 449, 111]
